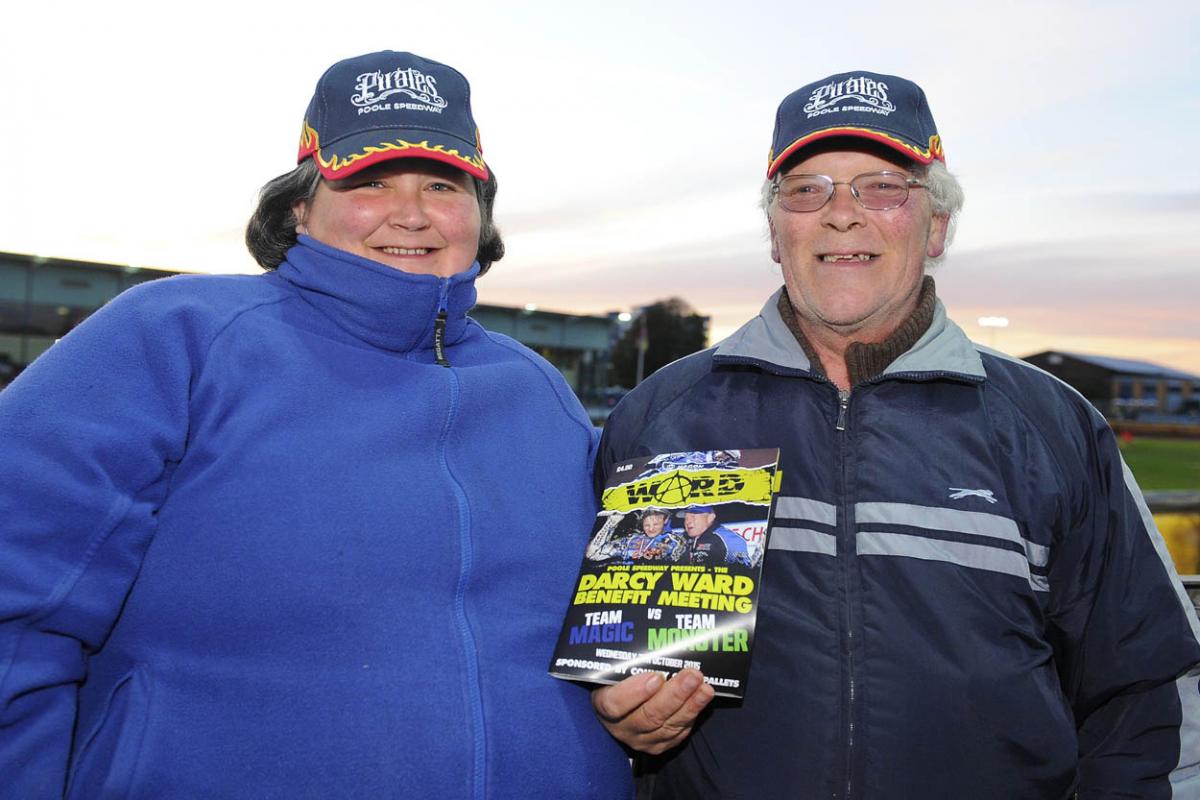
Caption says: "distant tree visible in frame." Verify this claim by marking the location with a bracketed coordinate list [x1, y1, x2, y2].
[609, 298, 708, 388]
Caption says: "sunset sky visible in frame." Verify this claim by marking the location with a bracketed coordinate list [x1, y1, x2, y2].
[3, 0, 1197, 372]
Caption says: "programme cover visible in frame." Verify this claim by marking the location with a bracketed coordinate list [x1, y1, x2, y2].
[549, 448, 781, 698]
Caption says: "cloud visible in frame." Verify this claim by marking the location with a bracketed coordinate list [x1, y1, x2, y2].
[1076, 192, 1200, 214]
[939, 235, 1200, 340]
[481, 232, 779, 313]
[2, 0, 1197, 364]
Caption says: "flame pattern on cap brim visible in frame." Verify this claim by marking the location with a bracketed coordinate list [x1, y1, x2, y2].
[768, 129, 943, 177]
[298, 122, 488, 179]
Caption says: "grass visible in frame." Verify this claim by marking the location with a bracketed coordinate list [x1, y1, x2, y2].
[1119, 437, 1200, 491]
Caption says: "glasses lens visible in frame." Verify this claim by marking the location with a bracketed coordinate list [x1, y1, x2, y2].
[776, 175, 832, 212]
[851, 172, 910, 210]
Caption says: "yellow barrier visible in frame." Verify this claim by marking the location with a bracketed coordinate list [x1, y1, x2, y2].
[1157, 513, 1200, 575]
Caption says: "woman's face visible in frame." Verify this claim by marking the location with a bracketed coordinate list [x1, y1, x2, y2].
[293, 158, 481, 277]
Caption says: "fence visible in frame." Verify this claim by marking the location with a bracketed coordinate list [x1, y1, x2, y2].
[1148, 492, 1200, 612]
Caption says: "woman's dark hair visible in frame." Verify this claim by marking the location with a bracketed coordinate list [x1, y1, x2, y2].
[473, 168, 504, 273]
[245, 159, 505, 274]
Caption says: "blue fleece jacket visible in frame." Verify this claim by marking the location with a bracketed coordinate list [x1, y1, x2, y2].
[0, 237, 632, 799]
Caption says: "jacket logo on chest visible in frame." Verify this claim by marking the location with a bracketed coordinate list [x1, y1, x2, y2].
[947, 487, 997, 504]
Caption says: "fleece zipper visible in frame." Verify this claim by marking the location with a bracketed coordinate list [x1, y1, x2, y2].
[432, 280, 486, 797]
[433, 280, 451, 368]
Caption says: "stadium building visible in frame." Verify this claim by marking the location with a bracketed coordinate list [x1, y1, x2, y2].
[0, 251, 613, 403]
[1023, 350, 1200, 421]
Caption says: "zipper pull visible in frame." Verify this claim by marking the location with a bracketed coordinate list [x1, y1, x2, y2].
[433, 281, 451, 368]
[433, 310, 450, 367]
[835, 390, 850, 431]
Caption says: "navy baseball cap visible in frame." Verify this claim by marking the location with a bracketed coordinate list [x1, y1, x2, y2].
[297, 51, 488, 180]
[680, 505, 715, 514]
[767, 71, 944, 178]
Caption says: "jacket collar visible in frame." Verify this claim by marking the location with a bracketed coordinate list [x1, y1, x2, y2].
[714, 286, 986, 382]
[715, 287, 813, 373]
[275, 235, 479, 353]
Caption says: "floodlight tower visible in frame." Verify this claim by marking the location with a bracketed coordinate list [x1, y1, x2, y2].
[977, 316, 1009, 350]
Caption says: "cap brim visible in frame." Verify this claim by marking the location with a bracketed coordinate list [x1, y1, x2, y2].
[768, 128, 943, 178]
[299, 124, 488, 180]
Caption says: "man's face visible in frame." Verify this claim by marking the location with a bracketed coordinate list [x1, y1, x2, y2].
[684, 512, 716, 538]
[642, 514, 666, 536]
[769, 148, 948, 342]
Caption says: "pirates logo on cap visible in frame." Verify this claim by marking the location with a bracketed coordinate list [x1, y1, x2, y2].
[297, 50, 488, 180]
[767, 71, 944, 178]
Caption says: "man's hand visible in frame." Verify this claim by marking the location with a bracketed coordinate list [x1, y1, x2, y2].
[591, 669, 714, 754]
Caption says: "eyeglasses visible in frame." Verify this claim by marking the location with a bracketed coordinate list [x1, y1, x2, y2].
[772, 170, 926, 212]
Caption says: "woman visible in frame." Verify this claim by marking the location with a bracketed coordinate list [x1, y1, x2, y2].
[0, 51, 632, 799]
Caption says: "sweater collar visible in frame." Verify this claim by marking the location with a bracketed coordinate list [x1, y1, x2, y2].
[715, 279, 984, 383]
[776, 276, 937, 386]
[275, 235, 479, 353]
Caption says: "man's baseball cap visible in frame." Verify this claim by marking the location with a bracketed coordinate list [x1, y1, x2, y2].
[680, 505, 715, 515]
[767, 71, 943, 178]
[297, 50, 488, 181]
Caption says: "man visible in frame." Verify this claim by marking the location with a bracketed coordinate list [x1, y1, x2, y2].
[680, 505, 749, 566]
[632, 507, 683, 562]
[591, 71, 1200, 798]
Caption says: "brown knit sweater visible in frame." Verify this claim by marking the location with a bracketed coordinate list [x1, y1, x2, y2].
[776, 276, 937, 387]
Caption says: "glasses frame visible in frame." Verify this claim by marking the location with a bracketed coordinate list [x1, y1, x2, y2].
[772, 170, 926, 213]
